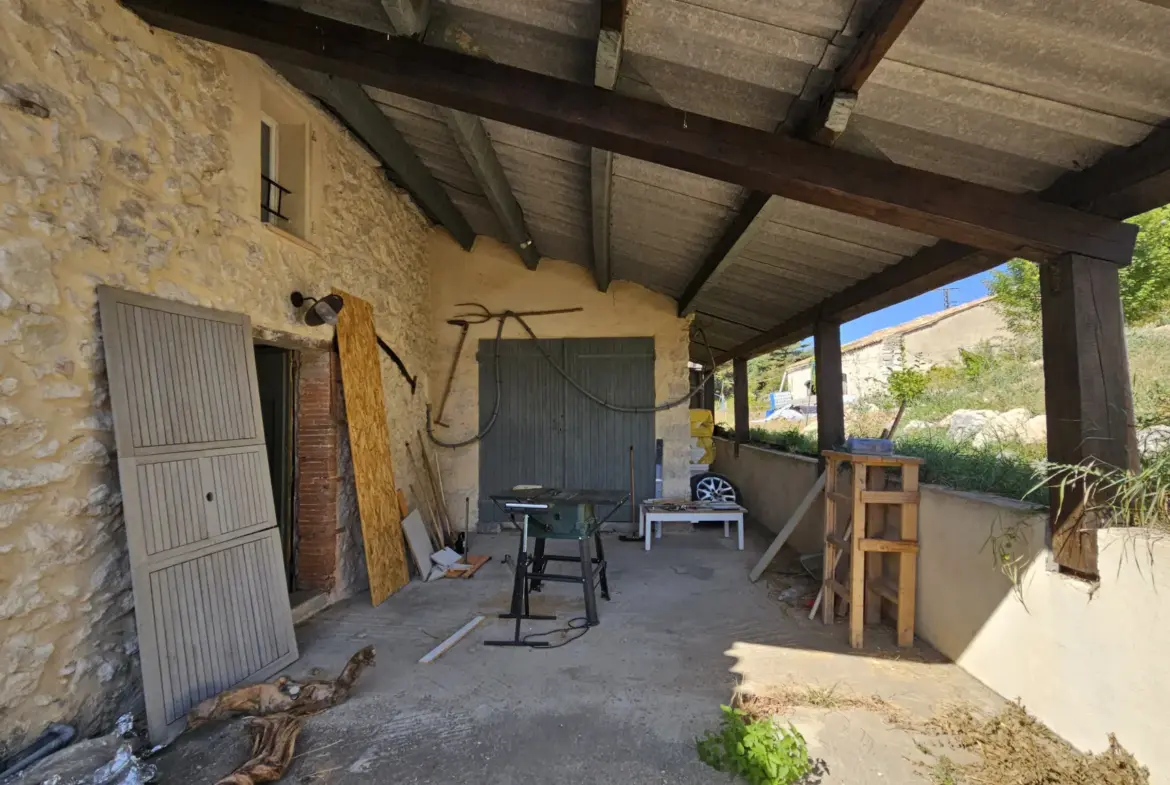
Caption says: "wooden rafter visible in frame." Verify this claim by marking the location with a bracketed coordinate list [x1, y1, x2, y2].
[676, 0, 927, 316]
[715, 124, 1170, 364]
[123, 0, 1137, 268]
[375, 0, 540, 269]
[590, 0, 625, 291]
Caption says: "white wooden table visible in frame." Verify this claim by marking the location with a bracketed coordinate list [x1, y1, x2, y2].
[639, 503, 746, 551]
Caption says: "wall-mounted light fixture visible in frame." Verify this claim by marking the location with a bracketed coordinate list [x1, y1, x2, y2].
[290, 291, 345, 326]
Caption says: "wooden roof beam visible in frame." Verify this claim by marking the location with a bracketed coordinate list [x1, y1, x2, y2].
[676, 0, 928, 316]
[272, 63, 475, 250]
[589, 0, 625, 291]
[715, 124, 1170, 363]
[443, 109, 541, 269]
[123, 0, 1137, 268]
[377, 0, 540, 269]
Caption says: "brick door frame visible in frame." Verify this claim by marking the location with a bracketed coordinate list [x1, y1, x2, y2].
[292, 349, 342, 592]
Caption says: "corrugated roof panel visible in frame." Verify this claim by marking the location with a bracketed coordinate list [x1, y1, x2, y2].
[366, 87, 507, 241]
[890, 0, 1170, 126]
[609, 157, 740, 296]
[428, 2, 594, 83]
[620, 0, 838, 128]
[852, 0, 1170, 193]
[480, 120, 592, 269]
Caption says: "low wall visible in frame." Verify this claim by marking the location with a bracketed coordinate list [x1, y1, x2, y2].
[714, 438, 1170, 780]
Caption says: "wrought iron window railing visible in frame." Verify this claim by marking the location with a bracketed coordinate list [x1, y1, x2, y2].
[261, 174, 292, 223]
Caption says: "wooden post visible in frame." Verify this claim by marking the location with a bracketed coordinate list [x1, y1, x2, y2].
[733, 357, 749, 456]
[703, 372, 716, 416]
[1040, 253, 1138, 577]
[814, 320, 845, 459]
[849, 465, 867, 649]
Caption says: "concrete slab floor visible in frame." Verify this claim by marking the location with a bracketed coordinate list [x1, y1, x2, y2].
[156, 527, 1004, 784]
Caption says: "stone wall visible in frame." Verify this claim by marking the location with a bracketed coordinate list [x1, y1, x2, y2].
[427, 234, 693, 529]
[0, 0, 433, 752]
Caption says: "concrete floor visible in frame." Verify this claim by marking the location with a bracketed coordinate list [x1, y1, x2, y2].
[157, 527, 1003, 784]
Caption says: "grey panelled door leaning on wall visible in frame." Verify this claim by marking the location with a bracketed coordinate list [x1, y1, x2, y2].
[98, 287, 298, 743]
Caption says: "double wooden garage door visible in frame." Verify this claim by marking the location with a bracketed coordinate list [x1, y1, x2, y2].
[477, 338, 657, 525]
[99, 288, 296, 742]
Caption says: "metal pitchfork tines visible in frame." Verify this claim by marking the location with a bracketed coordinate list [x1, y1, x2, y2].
[452, 302, 584, 323]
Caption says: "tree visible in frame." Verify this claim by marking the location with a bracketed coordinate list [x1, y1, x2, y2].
[988, 205, 1170, 331]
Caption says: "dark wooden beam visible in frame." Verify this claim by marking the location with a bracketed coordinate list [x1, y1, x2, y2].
[374, 0, 542, 270]
[733, 357, 749, 453]
[1040, 254, 1138, 577]
[801, 0, 928, 146]
[123, 0, 1137, 267]
[717, 124, 1170, 363]
[272, 63, 475, 250]
[380, 0, 428, 37]
[677, 0, 931, 316]
[814, 321, 845, 457]
[444, 109, 541, 269]
[1043, 124, 1170, 221]
[590, 0, 625, 291]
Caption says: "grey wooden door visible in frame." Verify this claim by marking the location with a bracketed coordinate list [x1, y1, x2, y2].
[98, 287, 298, 743]
[478, 338, 655, 525]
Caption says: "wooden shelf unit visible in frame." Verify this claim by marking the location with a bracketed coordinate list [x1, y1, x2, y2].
[821, 450, 922, 649]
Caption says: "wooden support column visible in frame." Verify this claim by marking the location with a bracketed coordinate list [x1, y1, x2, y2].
[814, 321, 845, 457]
[733, 357, 749, 455]
[1040, 253, 1138, 576]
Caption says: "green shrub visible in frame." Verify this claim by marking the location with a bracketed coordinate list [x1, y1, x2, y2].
[895, 431, 1047, 504]
[748, 427, 818, 457]
[696, 705, 813, 785]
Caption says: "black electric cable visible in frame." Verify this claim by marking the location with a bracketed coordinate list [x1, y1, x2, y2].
[427, 312, 719, 449]
[521, 617, 592, 649]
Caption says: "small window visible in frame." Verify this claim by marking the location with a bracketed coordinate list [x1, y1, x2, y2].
[841, 373, 848, 395]
[260, 114, 291, 227]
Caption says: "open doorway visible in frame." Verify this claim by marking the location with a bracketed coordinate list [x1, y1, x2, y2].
[254, 344, 296, 589]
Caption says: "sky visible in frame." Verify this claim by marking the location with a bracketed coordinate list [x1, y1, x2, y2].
[837, 266, 1000, 344]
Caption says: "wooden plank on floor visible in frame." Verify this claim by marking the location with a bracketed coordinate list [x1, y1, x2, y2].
[334, 289, 409, 604]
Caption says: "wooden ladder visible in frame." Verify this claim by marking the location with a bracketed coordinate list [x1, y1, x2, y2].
[821, 450, 922, 649]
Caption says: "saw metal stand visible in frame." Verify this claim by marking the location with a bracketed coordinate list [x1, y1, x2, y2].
[484, 491, 624, 648]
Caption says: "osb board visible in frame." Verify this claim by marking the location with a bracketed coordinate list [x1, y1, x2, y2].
[334, 289, 409, 604]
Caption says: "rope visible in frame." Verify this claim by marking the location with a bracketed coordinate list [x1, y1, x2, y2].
[427, 312, 718, 449]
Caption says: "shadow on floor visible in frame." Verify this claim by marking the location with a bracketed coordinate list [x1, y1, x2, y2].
[155, 528, 1002, 784]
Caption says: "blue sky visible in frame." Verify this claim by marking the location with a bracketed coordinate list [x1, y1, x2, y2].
[838, 267, 999, 344]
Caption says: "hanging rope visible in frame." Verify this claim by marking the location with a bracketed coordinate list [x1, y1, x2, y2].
[427, 311, 719, 449]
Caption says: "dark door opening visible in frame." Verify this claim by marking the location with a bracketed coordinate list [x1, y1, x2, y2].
[254, 344, 295, 589]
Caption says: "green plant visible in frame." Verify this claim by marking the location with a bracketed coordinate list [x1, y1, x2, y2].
[988, 205, 1170, 334]
[1035, 450, 1170, 536]
[888, 366, 928, 406]
[696, 705, 813, 785]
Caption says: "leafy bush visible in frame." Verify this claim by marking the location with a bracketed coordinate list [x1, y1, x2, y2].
[748, 427, 818, 457]
[895, 431, 1047, 504]
[696, 705, 813, 785]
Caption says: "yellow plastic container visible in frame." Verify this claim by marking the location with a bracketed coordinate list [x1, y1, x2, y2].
[690, 409, 715, 437]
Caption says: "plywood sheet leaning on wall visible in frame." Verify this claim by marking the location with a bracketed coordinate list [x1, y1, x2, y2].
[333, 289, 409, 604]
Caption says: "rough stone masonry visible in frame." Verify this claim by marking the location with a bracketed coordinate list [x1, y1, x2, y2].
[0, 0, 434, 753]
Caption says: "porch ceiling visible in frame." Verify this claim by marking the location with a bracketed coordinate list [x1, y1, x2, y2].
[153, 0, 1170, 364]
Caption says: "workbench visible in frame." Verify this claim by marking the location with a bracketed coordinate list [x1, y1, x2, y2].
[639, 501, 746, 551]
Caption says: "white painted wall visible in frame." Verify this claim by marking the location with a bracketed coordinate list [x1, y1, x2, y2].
[714, 439, 1170, 781]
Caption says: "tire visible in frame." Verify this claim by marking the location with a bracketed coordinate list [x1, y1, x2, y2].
[690, 472, 741, 505]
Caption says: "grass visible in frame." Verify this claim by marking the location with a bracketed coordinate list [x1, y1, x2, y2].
[717, 326, 1170, 505]
[738, 425, 1048, 504]
[921, 702, 1149, 785]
